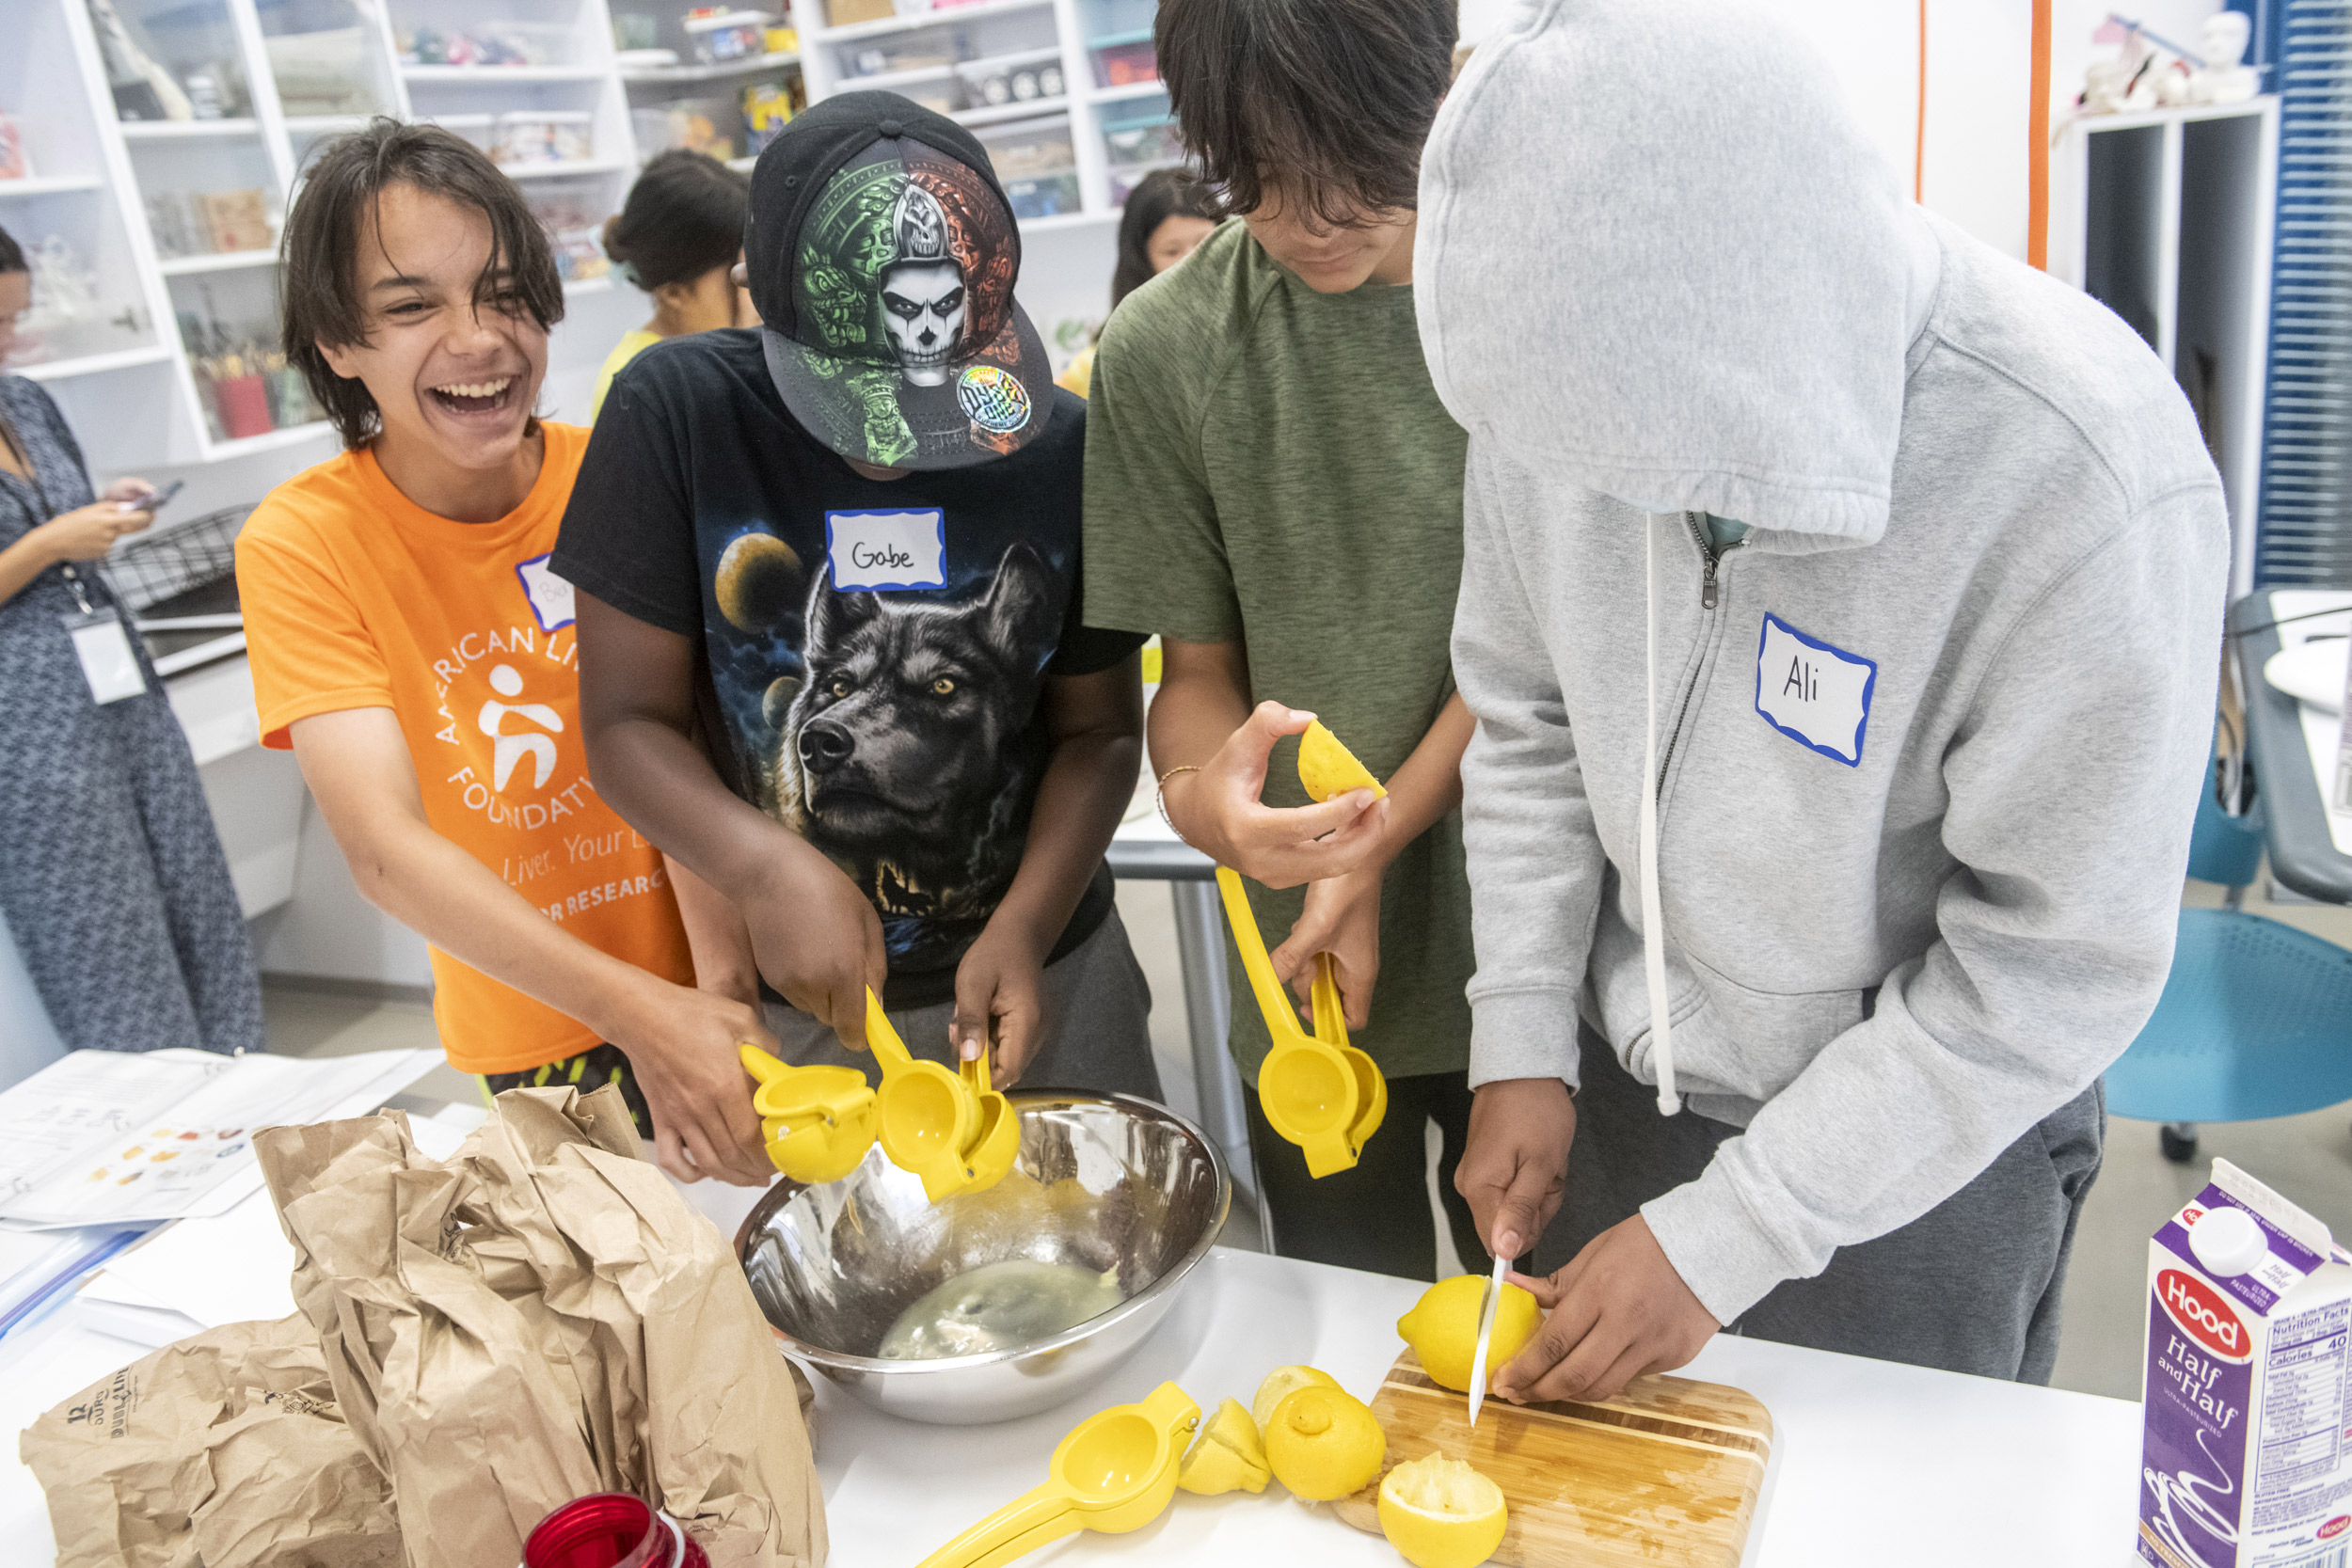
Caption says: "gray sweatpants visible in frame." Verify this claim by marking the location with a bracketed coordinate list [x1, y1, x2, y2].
[760, 907, 1165, 1101]
[1542, 1025, 2103, 1384]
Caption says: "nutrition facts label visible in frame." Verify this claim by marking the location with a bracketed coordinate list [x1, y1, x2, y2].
[2256, 1300, 2352, 1503]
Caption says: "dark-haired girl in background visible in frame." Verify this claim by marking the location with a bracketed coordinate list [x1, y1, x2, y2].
[591, 150, 755, 419]
[1057, 168, 1218, 399]
[0, 221, 264, 1059]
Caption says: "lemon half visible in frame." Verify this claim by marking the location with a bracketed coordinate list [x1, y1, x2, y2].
[1378, 1452, 1509, 1568]
[1177, 1397, 1271, 1496]
[1396, 1275, 1543, 1394]
[1250, 1364, 1341, 1430]
[1264, 1384, 1386, 1501]
[1297, 721, 1388, 803]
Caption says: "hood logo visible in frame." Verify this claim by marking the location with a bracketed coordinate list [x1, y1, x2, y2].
[2158, 1269, 2252, 1363]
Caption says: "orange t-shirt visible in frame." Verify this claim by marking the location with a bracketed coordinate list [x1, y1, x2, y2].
[236, 422, 692, 1074]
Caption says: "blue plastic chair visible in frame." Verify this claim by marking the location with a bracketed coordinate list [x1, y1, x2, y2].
[2104, 751, 2352, 1162]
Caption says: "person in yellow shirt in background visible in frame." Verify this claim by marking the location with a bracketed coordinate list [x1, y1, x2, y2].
[591, 150, 756, 419]
[1056, 168, 1217, 398]
[237, 121, 771, 1185]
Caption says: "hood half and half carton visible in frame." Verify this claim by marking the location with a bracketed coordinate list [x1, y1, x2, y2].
[2140, 1158, 2352, 1568]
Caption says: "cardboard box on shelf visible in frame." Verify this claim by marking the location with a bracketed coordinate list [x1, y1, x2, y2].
[828, 0, 900, 25]
[199, 189, 274, 254]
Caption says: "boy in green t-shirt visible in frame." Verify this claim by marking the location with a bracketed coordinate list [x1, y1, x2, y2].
[1082, 0, 1477, 1278]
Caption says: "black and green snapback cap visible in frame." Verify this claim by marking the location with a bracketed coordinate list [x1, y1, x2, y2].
[745, 90, 1051, 470]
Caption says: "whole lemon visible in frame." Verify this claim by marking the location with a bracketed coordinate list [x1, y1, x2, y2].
[1296, 721, 1388, 803]
[1396, 1275, 1543, 1394]
[1378, 1451, 1509, 1568]
[1176, 1397, 1271, 1496]
[1263, 1385, 1386, 1500]
[1250, 1364, 1342, 1431]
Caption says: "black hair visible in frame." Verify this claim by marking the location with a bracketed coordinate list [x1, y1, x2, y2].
[0, 223, 24, 275]
[603, 150, 749, 294]
[280, 119, 564, 447]
[1155, 0, 1456, 228]
[1110, 169, 1219, 308]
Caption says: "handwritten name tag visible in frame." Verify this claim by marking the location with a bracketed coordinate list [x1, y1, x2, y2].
[515, 552, 576, 632]
[1754, 612, 1876, 768]
[826, 509, 946, 591]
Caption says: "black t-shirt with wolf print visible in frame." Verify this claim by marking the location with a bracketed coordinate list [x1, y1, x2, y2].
[554, 327, 1141, 1008]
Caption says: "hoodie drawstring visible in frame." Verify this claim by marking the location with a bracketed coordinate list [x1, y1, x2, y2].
[1641, 512, 1683, 1117]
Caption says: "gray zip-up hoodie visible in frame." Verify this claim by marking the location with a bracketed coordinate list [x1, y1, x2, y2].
[1418, 0, 2230, 1323]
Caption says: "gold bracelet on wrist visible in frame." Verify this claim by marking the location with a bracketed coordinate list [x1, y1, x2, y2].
[1154, 766, 1201, 846]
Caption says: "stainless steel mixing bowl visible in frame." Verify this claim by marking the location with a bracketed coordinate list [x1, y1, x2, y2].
[735, 1090, 1231, 1426]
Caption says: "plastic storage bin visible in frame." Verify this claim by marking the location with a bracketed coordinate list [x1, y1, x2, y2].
[1080, 0, 1158, 42]
[977, 116, 1074, 179]
[684, 10, 776, 63]
[977, 116, 1077, 220]
[957, 49, 1064, 108]
[495, 110, 594, 166]
[1092, 40, 1156, 87]
[1098, 92, 1178, 169]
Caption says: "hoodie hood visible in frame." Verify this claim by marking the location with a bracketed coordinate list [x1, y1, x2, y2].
[1416, 0, 1932, 544]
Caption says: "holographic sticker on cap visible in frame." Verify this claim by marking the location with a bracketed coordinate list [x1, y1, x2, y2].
[957, 364, 1032, 435]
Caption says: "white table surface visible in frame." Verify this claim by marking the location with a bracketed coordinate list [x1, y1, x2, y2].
[3, 1239, 2142, 1567]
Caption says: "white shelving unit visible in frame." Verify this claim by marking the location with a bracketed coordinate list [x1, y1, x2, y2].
[796, 0, 1179, 227]
[2052, 98, 2280, 597]
[2, 0, 1144, 477]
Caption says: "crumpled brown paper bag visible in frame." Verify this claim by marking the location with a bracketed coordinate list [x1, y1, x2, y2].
[19, 1310, 401, 1568]
[255, 1085, 825, 1568]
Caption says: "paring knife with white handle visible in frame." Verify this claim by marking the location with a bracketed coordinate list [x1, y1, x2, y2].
[1466, 1248, 1509, 1428]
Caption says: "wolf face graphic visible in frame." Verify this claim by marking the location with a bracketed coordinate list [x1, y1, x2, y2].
[775, 541, 1057, 937]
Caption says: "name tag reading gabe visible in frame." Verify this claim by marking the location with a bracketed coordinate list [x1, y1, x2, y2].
[826, 509, 946, 592]
[1754, 612, 1875, 768]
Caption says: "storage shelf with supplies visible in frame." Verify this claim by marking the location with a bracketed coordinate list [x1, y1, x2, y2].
[9, 0, 721, 471]
[800, 0, 1188, 230]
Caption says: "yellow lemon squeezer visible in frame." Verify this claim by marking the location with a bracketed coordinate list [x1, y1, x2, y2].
[1216, 867, 1388, 1179]
[956, 1041, 1020, 1196]
[914, 1383, 1200, 1568]
[737, 990, 1017, 1200]
[739, 1044, 876, 1186]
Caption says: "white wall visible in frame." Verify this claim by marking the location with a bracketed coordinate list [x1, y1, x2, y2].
[1457, 0, 2225, 263]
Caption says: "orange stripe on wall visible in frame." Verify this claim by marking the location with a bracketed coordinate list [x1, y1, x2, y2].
[2028, 0, 2052, 268]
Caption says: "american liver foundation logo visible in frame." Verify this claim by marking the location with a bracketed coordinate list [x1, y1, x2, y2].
[2158, 1269, 2253, 1362]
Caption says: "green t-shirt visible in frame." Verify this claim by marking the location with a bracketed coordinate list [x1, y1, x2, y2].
[1082, 221, 1472, 1083]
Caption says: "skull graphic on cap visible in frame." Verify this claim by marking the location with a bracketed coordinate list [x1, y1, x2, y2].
[879, 182, 967, 386]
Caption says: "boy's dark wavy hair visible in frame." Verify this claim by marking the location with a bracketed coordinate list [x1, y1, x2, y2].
[281, 119, 564, 447]
[1155, 0, 1456, 229]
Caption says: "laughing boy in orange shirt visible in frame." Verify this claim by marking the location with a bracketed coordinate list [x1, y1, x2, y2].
[237, 121, 771, 1183]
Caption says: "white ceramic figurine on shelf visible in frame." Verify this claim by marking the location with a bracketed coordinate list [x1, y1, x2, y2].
[2195, 11, 2260, 103]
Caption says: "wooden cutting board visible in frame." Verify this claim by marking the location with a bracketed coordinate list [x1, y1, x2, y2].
[1329, 1351, 1773, 1567]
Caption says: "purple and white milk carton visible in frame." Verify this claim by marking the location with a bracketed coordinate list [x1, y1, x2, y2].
[2139, 1159, 2352, 1568]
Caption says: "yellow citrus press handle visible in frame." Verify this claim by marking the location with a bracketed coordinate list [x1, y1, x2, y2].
[912, 1481, 1081, 1568]
[865, 989, 914, 1069]
[1216, 866, 1313, 1045]
[1311, 952, 1347, 1048]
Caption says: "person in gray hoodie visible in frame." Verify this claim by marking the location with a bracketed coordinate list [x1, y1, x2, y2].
[1424, 0, 2230, 1398]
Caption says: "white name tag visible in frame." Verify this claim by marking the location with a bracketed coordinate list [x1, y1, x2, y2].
[64, 609, 147, 705]
[1754, 612, 1875, 767]
[515, 552, 576, 631]
[826, 509, 946, 592]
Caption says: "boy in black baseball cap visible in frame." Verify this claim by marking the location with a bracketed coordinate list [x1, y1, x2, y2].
[557, 93, 1160, 1100]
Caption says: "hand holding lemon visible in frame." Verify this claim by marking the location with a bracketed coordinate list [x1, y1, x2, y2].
[1396, 1274, 1544, 1394]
